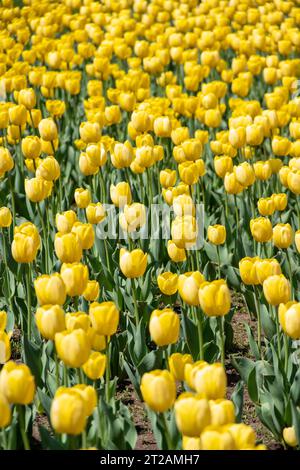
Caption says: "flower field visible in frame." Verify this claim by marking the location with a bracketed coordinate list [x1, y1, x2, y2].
[1, 0, 300, 452]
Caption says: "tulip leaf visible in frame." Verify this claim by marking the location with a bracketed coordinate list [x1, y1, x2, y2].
[23, 336, 43, 388]
[231, 380, 244, 423]
[37, 388, 52, 418]
[260, 303, 276, 340]
[243, 322, 260, 360]
[39, 426, 66, 450]
[291, 401, 300, 450]
[231, 356, 255, 384]
[291, 367, 300, 405]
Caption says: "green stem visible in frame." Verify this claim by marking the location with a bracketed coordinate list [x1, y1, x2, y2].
[163, 346, 169, 369]
[131, 278, 139, 327]
[8, 174, 16, 231]
[284, 334, 289, 376]
[17, 405, 30, 450]
[233, 194, 239, 240]
[195, 307, 204, 361]
[286, 250, 293, 298]
[216, 245, 221, 278]
[218, 316, 225, 367]
[25, 264, 32, 339]
[273, 305, 281, 360]
[254, 286, 262, 358]
[54, 350, 60, 388]
[37, 203, 49, 273]
[63, 365, 69, 387]
[161, 413, 173, 450]
[105, 337, 111, 402]
[81, 430, 87, 449]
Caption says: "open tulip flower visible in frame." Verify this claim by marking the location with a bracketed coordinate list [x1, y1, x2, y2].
[0, 0, 300, 453]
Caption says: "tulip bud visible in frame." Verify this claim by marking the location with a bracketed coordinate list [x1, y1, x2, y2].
[228, 127, 246, 148]
[224, 172, 243, 194]
[56, 210, 77, 233]
[200, 425, 235, 450]
[35, 305, 65, 340]
[199, 280, 231, 317]
[86, 143, 107, 167]
[167, 239, 186, 262]
[283, 427, 298, 447]
[207, 225, 226, 245]
[71, 222, 95, 250]
[140, 370, 176, 412]
[234, 162, 256, 187]
[157, 272, 178, 296]
[36, 156, 60, 181]
[194, 363, 227, 399]
[55, 232, 82, 263]
[171, 215, 198, 249]
[111, 141, 133, 169]
[168, 353, 193, 382]
[34, 273, 66, 306]
[153, 116, 172, 138]
[119, 248, 147, 278]
[239, 257, 260, 285]
[18, 88, 36, 109]
[82, 352, 106, 380]
[131, 110, 150, 133]
[0, 361, 35, 404]
[89, 301, 119, 336]
[250, 217, 272, 243]
[173, 194, 195, 217]
[119, 203, 146, 233]
[74, 188, 91, 209]
[253, 161, 272, 180]
[225, 423, 256, 450]
[273, 223, 293, 249]
[12, 222, 40, 263]
[86, 328, 106, 352]
[178, 161, 199, 186]
[50, 388, 87, 435]
[86, 203, 105, 224]
[160, 169, 177, 188]
[55, 329, 91, 368]
[21, 136, 42, 159]
[0, 147, 14, 174]
[178, 271, 205, 306]
[257, 197, 275, 216]
[149, 308, 180, 347]
[60, 263, 89, 297]
[0, 207, 12, 228]
[38, 118, 58, 141]
[0, 330, 11, 364]
[0, 392, 11, 428]
[174, 393, 211, 437]
[279, 302, 300, 339]
[210, 399, 235, 426]
[8, 104, 27, 126]
[272, 193, 288, 212]
[214, 156, 233, 179]
[263, 274, 291, 306]
[25, 177, 53, 202]
[83, 280, 100, 302]
[79, 121, 101, 144]
[255, 258, 281, 284]
[110, 182, 132, 208]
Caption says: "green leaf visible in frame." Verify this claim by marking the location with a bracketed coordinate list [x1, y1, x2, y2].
[243, 322, 260, 360]
[231, 380, 244, 423]
[291, 401, 300, 449]
[39, 426, 66, 450]
[231, 356, 255, 383]
[23, 337, 43, 388]
[37, 388, 52, 418]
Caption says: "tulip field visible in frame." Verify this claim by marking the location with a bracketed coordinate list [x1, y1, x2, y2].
[1, 0, 300, 453]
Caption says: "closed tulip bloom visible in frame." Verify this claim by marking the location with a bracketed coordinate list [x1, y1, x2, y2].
[0, 392, 11, 428]
[273, 223, 293, 249]
[182, 436, 201, 450]
[87, 328, 106, 352]
[50, 388, 87, 435]
[65, 312, 91, 332]
[184, 361, 208, 390]
[60, 263, 88, 297]
[149, 308, 180, 347]
[119, 203, 146, 233]
[89, 301, 119, 336]
[173, 194, 195, 217]
[0, 331, 11, 364]
[35, 305, 65, 340]
[160, 169, 177, 188]
[82, 351, 106, 380]
[224, 172, 243, 194]
[279, 166, 290, 187]
[110, 182, 132, 208]
[140, 370, 176, 412]
[250, 217, 272, 243]
[131, 110, 150, 133]
[18, 88, 36, 109]
[205, 109, 222, 128]
[174, 394, 211, 437]
[263, 275, 291, 306]
[178, 271, 205, 306]
[36, 156, 60, 181]
[86, 143, 107, 167]
[55, 210, 77, 233]
[253, 161, 272, 181]
[272, 136, 291, 156]
[167, 240, 186, 262]
[55, 232, 83, 263]
[210, 399, 235, 426]
[272, 193, 287, 212]
[239, 257, 260, 285]
[279, 302, 300, 339]
[119, 248, 147, 278]
[0, 147, 14, 173]
[288, 170, 300, 194]
[0, 361, 35, 405]
[234, 162, 255, 187]
[21, 136, 42, 159]
[246, 124, 264, 146]
[34, 273, 66, 306]
[194, 363, 227, 399]
[214, 156, 233, 179]
[225, 423, 256, 450]
[111, 141, 133, 169]
[207, 225, 226, 245]
[74, 188, 91, 209]
[283, 427, 298, 447]
[0, 207, 12, 228]
[228, 127, 246, 148]
[38, 118, 58, 141]
[71, 222, 95, 250]
[255, 258, 281, 284]
[12, 223, 40, 263]
[157, 272, 178, 296]
[8, 104, 27, 126]
[200, 426, 235, 450]
[83, 280, 99, 302]
[257, 197, 275, 216]
[153, 116, 172, 138]
[55, 329, 91, 368]
[199, 280, 231, 317]
[178, 161, 199, 186]
[79, 121, 101, 143]
[171, 215, 198, 249]
[168, 353, 193, 382]
[295, 230, 300, 253]
[86, 203, 105, 224]
[25, 177, 53, 202]
[0, 311, 7, 331]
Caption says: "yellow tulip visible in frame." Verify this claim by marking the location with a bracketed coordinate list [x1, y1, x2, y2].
[199, 280, 231, 317]
[225, 423, 256, 450]
[89, 301, 119, 336]
[83, 280, 100, 302]
[178, 271, 205, 306]
[86, 203, 106, 224]
[209, 399, 235, 426]
[250, 217, 272, 243]
[0, 207, 12, 228]
[140, 370, 176, 412]
[157, 272, 178, 296]
[82, 352, 106, 380]
[35, 305, 66, 341]
[34, 273, 66, 306]
[54, 232, 83, 263]
[255, 258, 282, 284]
[207, 225, 226, 245]
[0, 392, 11, 428]
[79, 121, 101, 143]
[194, 363, 227, 399]
[110, 182, 132, 208]
[159, 169, 177, 188]
[239, 257, 260, 285]
[21, 135, 42, 159]
[36, 156, 60, 181]
[167, 240, 186, 262]
[168, 353, 193, 382]
[71, 222, 95, 250]
[50, 388, 87, 435]
[149, 308, 180, 347]
[12, 222, 40, 263]
[200, 425, 235, 450]
[279, 302, 300, 339]
[263, 274, 291, 306]
[273, 223, 293, 249]
[0, 361, 35, 404]
[283, 427, 298, 447]
[74, 188, 91, 209]
[0, 331, 11, 364]
[65, 312, 91, 332]
[55, 329, 91, 368]
[55, 210, 77, 233]
[38, 118, 58, 141]
[60, 263, 89, 297]
[174, 393, 211, 437]
[119, 248, 147, 278]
